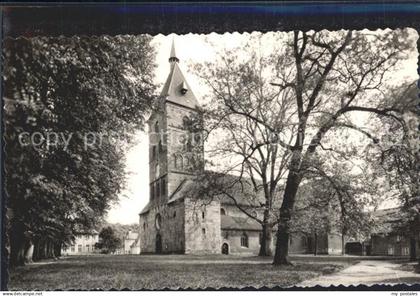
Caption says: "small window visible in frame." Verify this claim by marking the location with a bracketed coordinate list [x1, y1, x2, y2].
[220, 208, 226, 215]
[173, 211, 176, 218]
[173, 155, 178, 168]
[402, 247, 410, 256]
[396, 235, 402, 242]
[156, 182, 160, 199]
[78, 245, 82, 253]
[152, 146, 156, 161]
[150, 184, 154, 200]
[202, 228, 206, 235]
[241, 233, 249, 248]
[161, 178, 166, 196]
[158, 140, 163, 153]
[202, 211, 205, 219]
[182, 116, 190, 127]
[155, 163, 160, 179]
[176, 155, 184, 170]
[71, 245, 75, 252]
[185, 137, 193, 152]
[86, 245, 90, 252]
[154, 121, 159, 133]
[143, 223, 146, 230]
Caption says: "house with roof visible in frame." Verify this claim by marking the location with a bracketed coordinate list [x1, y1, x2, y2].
[123, 230, 140, 254]
[370, 207, 419, 257]
[61, 230, 99, 255]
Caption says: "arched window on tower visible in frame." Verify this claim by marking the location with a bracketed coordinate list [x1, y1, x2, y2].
[185, 136, 193, 152]
[156, 181, 160, 200]
[220, 208, 226, 215]
[158, 140, 163, 153]
[241, 232, 249, 248]
[173, 155, 177, 169]
[155, 163, 160, 179]
[161, 177, 166, 196]
[182, 116, 190, 128]
[150, 183, 154, 200]
[152, 146, 156, 161]
[175, 155, 183, 170]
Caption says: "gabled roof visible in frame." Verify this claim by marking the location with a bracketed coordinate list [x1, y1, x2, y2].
[139, 202, 152, 215]
[139, 170, 274, 215]
[221, 215, 261, 231]
[371, 207, 403, 234]
[160, 39, 199, 110]
[161, 63, 199, 109]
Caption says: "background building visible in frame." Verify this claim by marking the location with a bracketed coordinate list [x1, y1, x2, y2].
[61, 231, 99, 255]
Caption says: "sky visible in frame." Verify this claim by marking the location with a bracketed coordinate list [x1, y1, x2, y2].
[105, 30, 418, 224]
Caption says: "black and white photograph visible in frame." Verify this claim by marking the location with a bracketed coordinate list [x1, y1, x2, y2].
[2, 2, 420, 292]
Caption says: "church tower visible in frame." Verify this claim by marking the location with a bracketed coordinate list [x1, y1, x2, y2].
[139, 39, 221, 254]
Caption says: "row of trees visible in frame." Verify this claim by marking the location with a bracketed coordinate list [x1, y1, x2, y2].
[4, 36, 156, 266]
[191, 28, 418, 264]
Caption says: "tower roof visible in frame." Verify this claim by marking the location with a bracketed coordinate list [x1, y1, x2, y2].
[169, 38, 179, 63]
[160, 39, 199, 109]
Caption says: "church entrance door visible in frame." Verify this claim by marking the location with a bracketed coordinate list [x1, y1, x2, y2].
[221, 243, 229, 255]
[156, 233, 162, 254]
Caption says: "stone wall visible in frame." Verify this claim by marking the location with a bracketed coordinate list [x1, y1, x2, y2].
[139, 200, 186, 254]
[327, 233, 343, 255]
[184, 198, 221, 254]
[222, 230, 260, 255]
[371, 234, 411, 256]
[289, 234, 309, 254]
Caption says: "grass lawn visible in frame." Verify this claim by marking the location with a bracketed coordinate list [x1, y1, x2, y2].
[8, 254, 359, 290]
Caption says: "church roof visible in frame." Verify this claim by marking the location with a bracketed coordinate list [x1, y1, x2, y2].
[221, 215, 262, 231]
[371, 207, 403, 234]
[160, 40, 200, 109]
[139, 202, 152, 215]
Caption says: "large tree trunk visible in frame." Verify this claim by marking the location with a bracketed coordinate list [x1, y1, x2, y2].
[273, 156, 302, 265]
[273, 217, 291, 265]
[259, 222, 273, 256]
[314, 232, 318, 256]
[341, 233, 345, 255]
[9, 220, 27, 266]
[54, 242, 62, 258]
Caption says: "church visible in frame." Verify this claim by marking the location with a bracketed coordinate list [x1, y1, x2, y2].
[138, 40, 345, 255]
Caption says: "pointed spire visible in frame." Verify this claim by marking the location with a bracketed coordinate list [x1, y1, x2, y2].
[169, 37, 179, 63]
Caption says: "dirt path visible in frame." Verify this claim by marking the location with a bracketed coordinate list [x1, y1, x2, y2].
[298, 260, 420, 287]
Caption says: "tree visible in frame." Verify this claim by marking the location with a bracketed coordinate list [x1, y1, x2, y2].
[367, 82, 419, 261]
[95, 227, 121, 254]
[193, 38, 292, 256]
[194, 29, 414, 264]
[4, 36, 156, 266]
